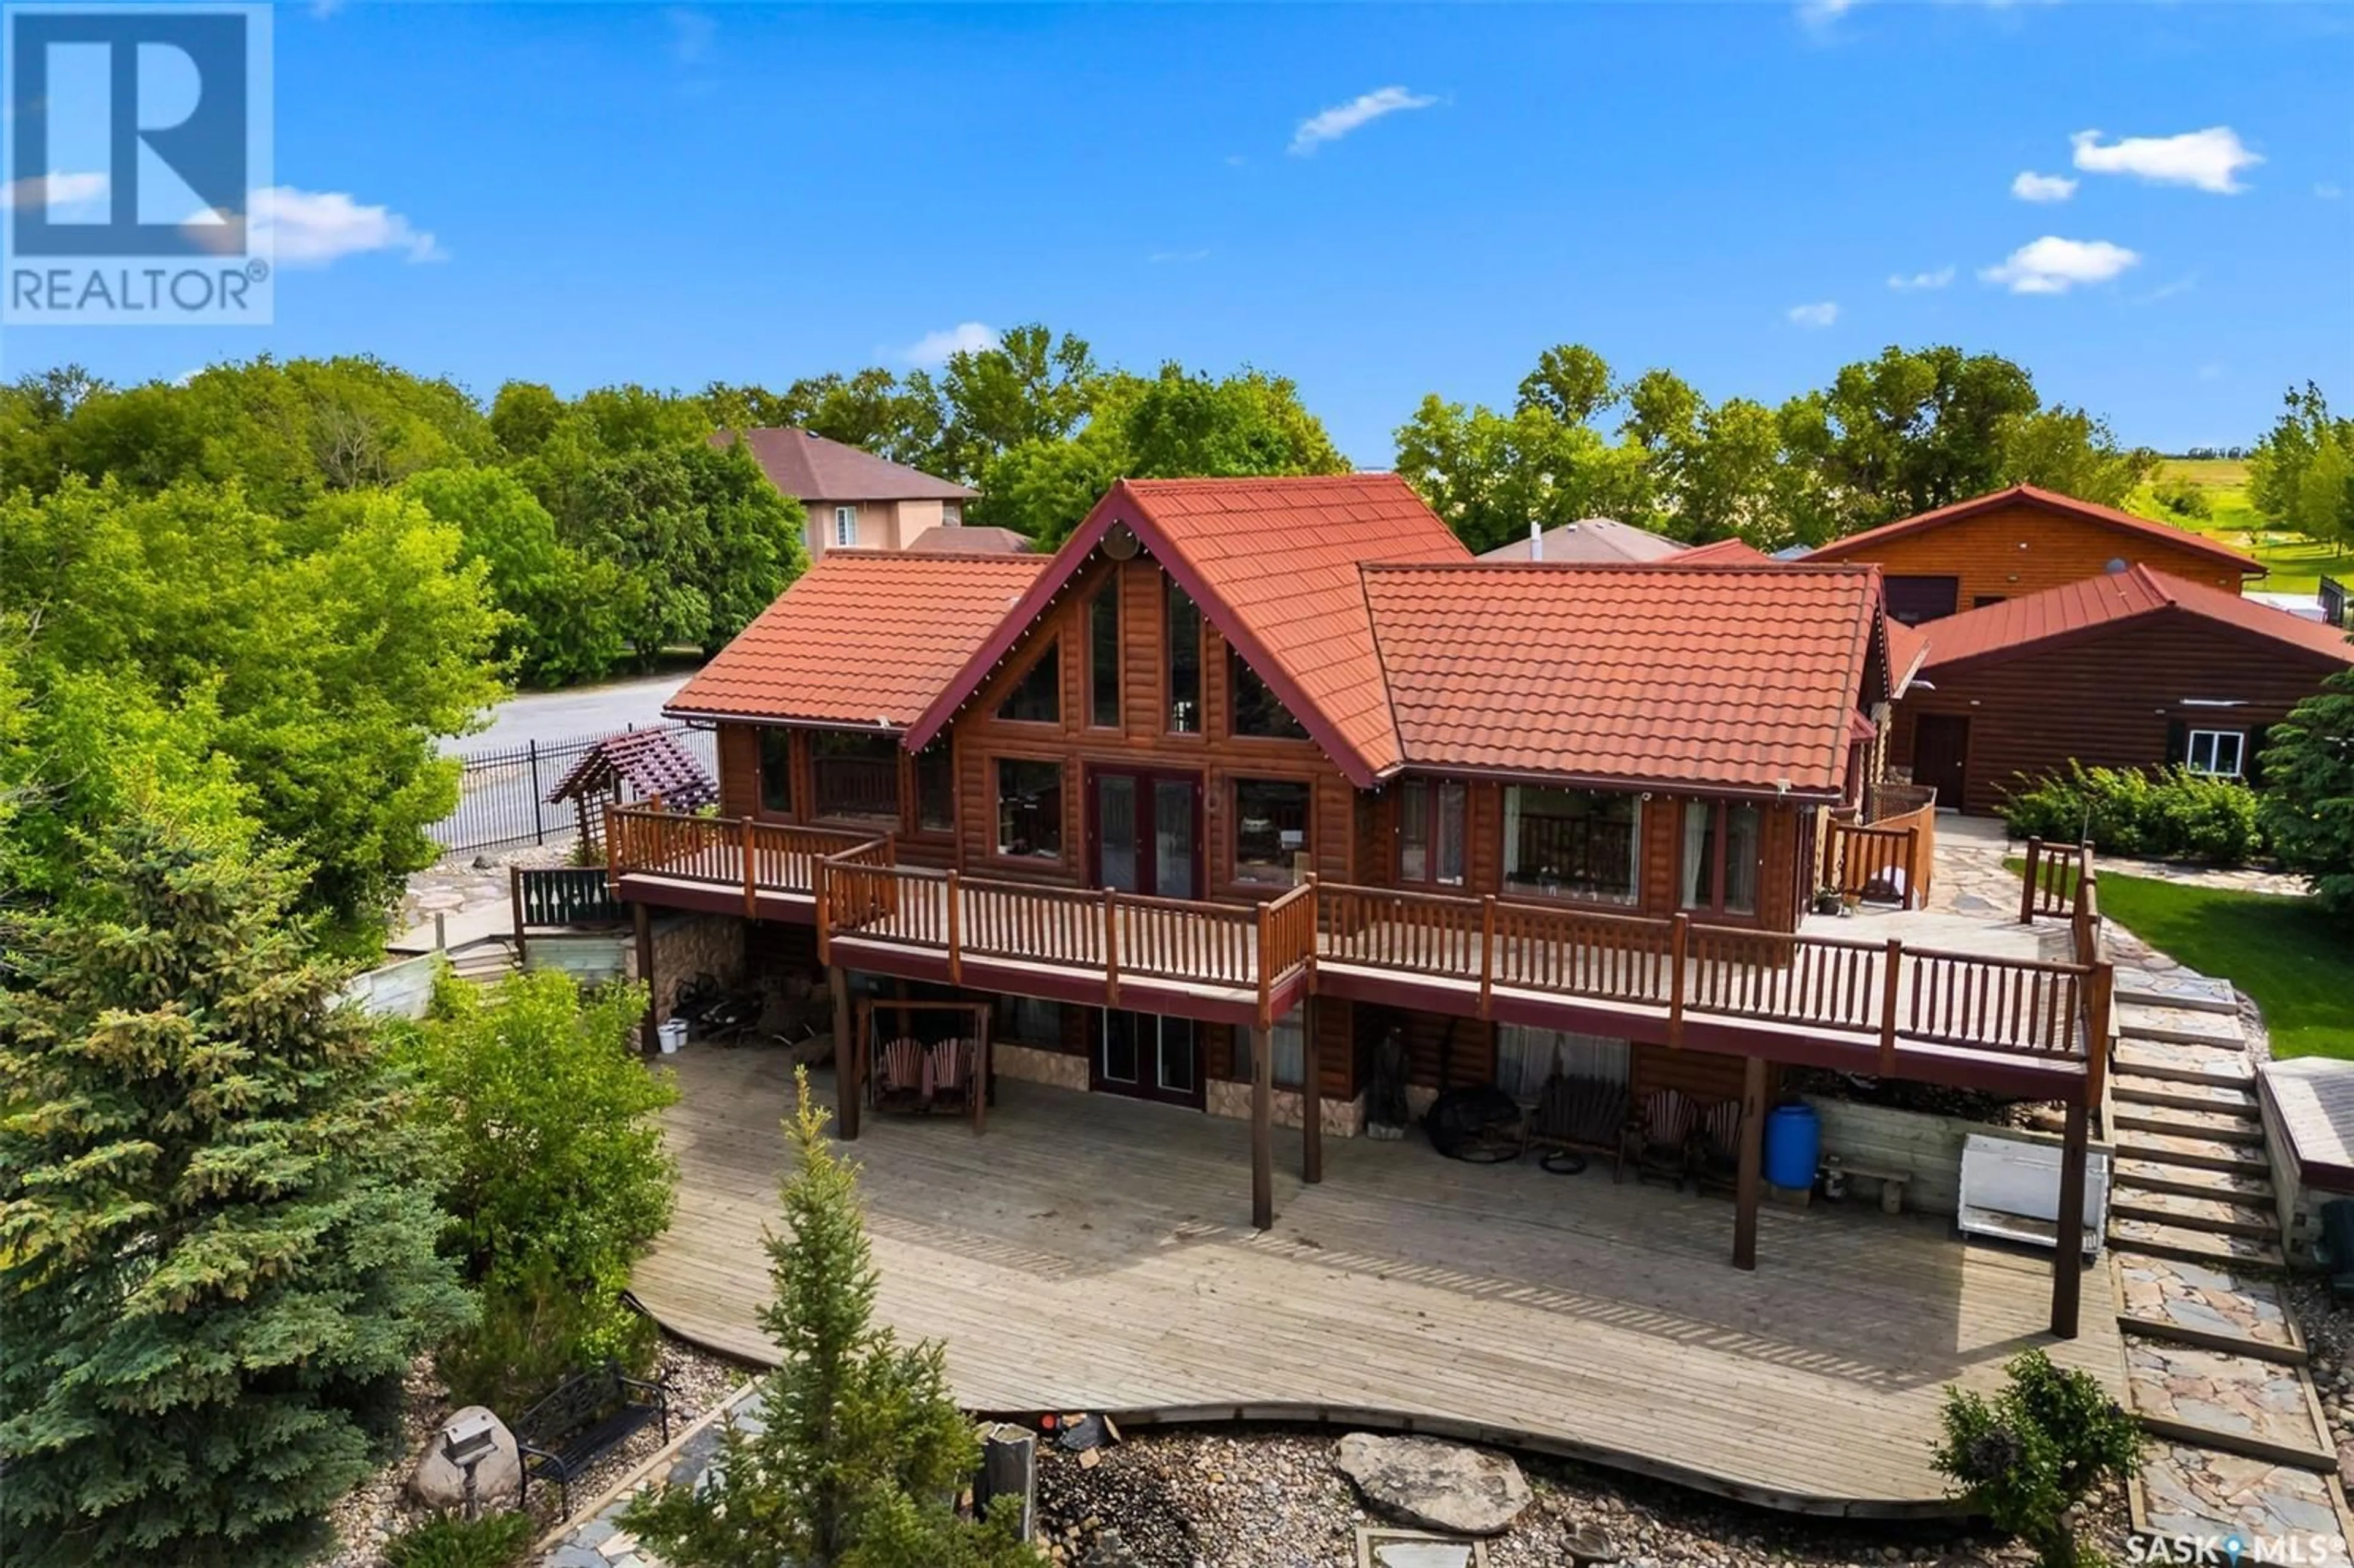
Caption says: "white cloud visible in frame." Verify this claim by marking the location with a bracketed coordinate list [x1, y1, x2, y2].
[1979, 235, 2141, 294]
[899, 322, 997, 367]
[667, 8, 715, 64]
[2011, 170, 2078, 203]
[1786, 300, 1840, 328]
[2070, 127, 2261, 194]
[1288, 86, 1438, 156]
[1148, 248, 1211, 265]
[1796, 0, 1864, 26]
[2, 170, 106, 210]
[2138, 274, 2198, 304]
[2318, 182, 2345, 201]
[238, 186, 444, 267]
[1886, 265, 1956, 291]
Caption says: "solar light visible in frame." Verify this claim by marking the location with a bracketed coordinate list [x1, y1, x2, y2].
[440, 1410, 500, 1520]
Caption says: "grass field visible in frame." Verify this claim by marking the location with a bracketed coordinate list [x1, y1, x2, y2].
[2123, 457, 2354, 595]
[2008, 858, 2353, 1060]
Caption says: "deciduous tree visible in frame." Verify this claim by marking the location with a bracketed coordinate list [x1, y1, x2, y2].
[2260, 668, 2354, 918]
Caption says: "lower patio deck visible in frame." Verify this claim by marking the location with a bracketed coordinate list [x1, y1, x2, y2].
[632, 1045, 2125, 1516]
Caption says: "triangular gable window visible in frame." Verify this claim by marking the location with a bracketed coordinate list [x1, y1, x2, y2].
[997, 641, 1061, 724]
[1230, 648, 1308, 739]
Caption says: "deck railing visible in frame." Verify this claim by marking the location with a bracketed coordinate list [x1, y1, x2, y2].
[608, 806, 884, 912]
[2017, 835, 2088, 924]
[1827, 791, 1937, 909]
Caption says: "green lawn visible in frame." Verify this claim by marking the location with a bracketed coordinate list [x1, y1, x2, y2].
[2008, 858, 2354, 1059]
[2123, 457, 2354, 595]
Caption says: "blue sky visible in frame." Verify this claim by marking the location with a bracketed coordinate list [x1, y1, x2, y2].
[6, 1, 2351, 463]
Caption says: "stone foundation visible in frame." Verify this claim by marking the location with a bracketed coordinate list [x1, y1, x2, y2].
[634, 913, 746, 1022]
[1205, 1080, 1369, 1138]
[992, 1040, 1091, 1092]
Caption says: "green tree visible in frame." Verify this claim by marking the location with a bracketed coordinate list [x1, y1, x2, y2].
[2250, 382, 2354, 542]
[2260, 668, 2354, 918]
[937, 323, 1101, 483]
[0, 818, 471, 1568]
[1996, 406, 2160, 509]
[0, 478, 503, 943]
[1394, 390, 1653, 553]
[622, 1070, 1040, 1568]
[1933, 1349, 2141, 1568]
[403, 969, 679, 1379]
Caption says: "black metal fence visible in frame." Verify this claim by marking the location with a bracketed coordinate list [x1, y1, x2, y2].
[430, 722, 715, 859]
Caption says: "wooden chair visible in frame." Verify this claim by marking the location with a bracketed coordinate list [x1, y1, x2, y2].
[1528, 1059, 1628, 1172]
[871, 1036, 928, 1113]
[1688, 1096, 1744, 1196]
[926, 1038, 976, 1116]
[1618, 1088, 1697, 1187]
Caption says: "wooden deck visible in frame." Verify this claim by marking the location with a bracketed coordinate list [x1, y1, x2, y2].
[633, 1046, 2126, 1516]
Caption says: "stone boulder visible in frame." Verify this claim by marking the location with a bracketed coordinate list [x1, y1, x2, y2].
[409, 1406, 524, 1510]
[1333, 1433, 1531, 1536]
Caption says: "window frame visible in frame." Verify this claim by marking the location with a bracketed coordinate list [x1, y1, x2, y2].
[1232, 776, 1312, 887]
[1227, 646, 1311, 741]
[832, 504, 858, 547]
[1677, 797, 1766, 921]
[995, 639, 1062, 725]
[1396, 778, 1468, 888]
[1502, 785, 1643, 908]
[993, 756, 1066, 863]
[755, 726, 794, 818]
[1088, 578, 1121, 729]
[1230, 1009, 1306, 1090]
[2185, 728, 2247, 778]
[1165, 579, 1203, 736]
[808, 728, 902, 824]
[912, 740, 954, 835]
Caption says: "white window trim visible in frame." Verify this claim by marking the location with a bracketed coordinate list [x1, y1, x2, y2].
[832, 504, 858, 547]
[2185, 728, 2246, 778]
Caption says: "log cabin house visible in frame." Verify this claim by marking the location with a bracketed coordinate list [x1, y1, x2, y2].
[614, 474, 2111, 1336]
[1804, 483, 2261, 626]
[1890, 564, 2354, 813]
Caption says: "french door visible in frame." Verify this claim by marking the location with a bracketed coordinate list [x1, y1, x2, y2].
[1092, 1010, 1203, 1106]
[1086, 767, 1202, 900]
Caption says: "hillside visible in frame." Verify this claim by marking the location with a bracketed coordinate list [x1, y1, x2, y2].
[2124, 457, 2352, 594]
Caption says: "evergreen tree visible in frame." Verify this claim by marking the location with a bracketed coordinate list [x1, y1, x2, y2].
[622, 1068, 1040, 1568]
[0, 818, 471, 1568]
[2260, 668, 2354, 918]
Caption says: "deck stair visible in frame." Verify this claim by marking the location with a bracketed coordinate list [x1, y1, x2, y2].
[2100, 968, 2354, 1553]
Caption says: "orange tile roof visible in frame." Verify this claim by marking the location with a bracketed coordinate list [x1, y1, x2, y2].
[1805, 483, 2260, 574]
[906, 474, 1471, 783]
[1362, 563, 1881, 796]
[1883, 617, 1931, 697]
[1673, 537, 1776, 566]
[1918, 564, 2354, 672]
[667, 550, 1048, 727]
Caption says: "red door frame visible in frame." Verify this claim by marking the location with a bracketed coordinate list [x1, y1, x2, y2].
[1083, 764, 1205, 900]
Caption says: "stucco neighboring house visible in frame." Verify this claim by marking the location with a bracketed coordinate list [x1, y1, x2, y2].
[1477, 516, 1687, 563]
[717, 427, 981, 558]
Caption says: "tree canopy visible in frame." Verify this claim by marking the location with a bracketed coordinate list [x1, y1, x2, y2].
[2249, 382, 2354, 544]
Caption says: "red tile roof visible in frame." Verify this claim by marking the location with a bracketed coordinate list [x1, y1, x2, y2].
[1918, 564, 2354, 672]
[717, 427, 977, 503]
[1478, 517, 1686, 564]
[1361, 563, 1882, 797]
[1673, 537, 1776, 566]
[905, 474, 1471, 784]
[1883, 617, 1931, 698]
[667, 551, 1047, 727]
[1805, 484, 2260, 574]
[544, 728, 717, 812]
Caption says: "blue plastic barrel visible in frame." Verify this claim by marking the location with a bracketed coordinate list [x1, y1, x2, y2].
[1762, 1103, 1821, 1190]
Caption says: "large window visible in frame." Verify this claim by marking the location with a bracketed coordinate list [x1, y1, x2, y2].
[1679, 799, 1762, 918]
[1230, 649, 1309, 740]
[996, 758, 1064, 859]
[2186, 729, 2246, 778]
[1233, 778, 1310, 885]
[811, 729, 899, 820]
[1089, 580, 1121, 728]
[1398, 778, 1467, 887]
[914, 740, 954, 832]
[997, 641, 1061, 724]
[1231, 1008, 1306, 1089]
[1166, 580, 1202, 734]
[757, 728, 792, 815]
[1504, 788, 1640, 905]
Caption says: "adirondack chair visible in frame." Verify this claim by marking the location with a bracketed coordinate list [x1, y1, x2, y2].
[871, 1036, 929, 1113]
[1618, 1088, 1698, 1188]
[1688, 1096, 1745, 1196]
[1528, 1054, 1629, 1174]
[926, 1037, 977, 1116]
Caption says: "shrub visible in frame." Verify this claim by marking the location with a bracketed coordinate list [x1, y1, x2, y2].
[384, 1510, 537, 1568]
[2150, 476, 2212, 519]
[437, 1257, 657, 1415]
[403, 969, 678, 1377]
[2259, 671, 2354, 919]
[1933, 1349, 2142, 1568]
[2001, 763, 2263, 865]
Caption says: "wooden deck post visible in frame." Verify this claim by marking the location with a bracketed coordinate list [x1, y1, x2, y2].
[1301, 999, 1323, 1186]
[1667, 912, 1688, 1048]
[1734, 1054, 1766, 1271]
[2019, 838, 2042, 924]
[1478, 896, 1497, 1020]
[510, 865, 528, 969]
[831, 965, 859, 1141]
[741, 818, 758, 917]
[1105, 891, 1121, 1012]
[1251, 1024, 1274, 1231]
[947, 870, 962, 986]
[2051, 1087, 2089, 1339]
[1878, 938, 1903, 1076]
[633, 899, 657, 1056]
[604, 803, 620, 890]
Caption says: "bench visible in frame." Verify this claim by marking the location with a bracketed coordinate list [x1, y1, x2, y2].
[516, 1363, 669, 1516]
[1837, 1159, 1913, 1215]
